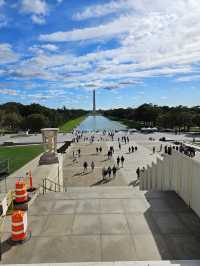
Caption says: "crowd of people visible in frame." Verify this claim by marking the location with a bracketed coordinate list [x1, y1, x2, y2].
[83, 161, 95, 172]
[102, 165, 117, 180]
[163, 144, 196, 157]
[71, 130, 145, 185]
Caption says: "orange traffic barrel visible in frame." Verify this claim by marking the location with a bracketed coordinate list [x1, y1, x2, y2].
[15, 179, 28, 203]
[12, 210, 28, 242]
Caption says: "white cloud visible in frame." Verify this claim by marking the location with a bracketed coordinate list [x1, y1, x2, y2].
[73, 0, 131, 20]
[0, 43, 19, 64]
[39, 16, 131, 42]
[20, 0, 48, 24]
[176, 75, 200, 82]
[0, 89, 18, 96]
[160, 96, 168, 100]
[41, 44, 58, 51]
[21, 0, 48, 15]
[0, 14, 8, 28]
[31, 14, 45, 24]
[0, 0, 5, 7]
[4, 0, 200, 95]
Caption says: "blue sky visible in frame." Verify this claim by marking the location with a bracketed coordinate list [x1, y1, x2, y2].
[0, 0, 200, 110]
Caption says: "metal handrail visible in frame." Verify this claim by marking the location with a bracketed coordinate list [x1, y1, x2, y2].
[42, 177, 66, 194]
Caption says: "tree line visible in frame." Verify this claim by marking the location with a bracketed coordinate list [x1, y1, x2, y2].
[103, 104, 200, 132]
[0, 102, 88, 133]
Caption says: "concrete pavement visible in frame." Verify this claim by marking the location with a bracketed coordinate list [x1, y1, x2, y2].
[2, 187, 200, 263]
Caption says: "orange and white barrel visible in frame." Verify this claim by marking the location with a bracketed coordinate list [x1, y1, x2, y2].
[12, 210, 28, 242]
[15, 179, 28, 203]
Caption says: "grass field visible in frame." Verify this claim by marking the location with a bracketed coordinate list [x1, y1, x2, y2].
[0, 145, 43, 174]
[59, 116, 86, 133]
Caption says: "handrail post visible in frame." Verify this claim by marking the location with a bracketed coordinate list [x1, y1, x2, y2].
[43, 179, 44, 195]
[45, 178, 47, 194]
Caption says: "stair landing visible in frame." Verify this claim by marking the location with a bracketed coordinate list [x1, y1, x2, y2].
[2, 187, 200, 263]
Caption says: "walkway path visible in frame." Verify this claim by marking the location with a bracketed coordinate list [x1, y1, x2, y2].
[106, 140, 161, 186]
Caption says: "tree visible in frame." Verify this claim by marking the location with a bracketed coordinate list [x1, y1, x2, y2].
[22, 114, 49, 132]
[2, 113, 22, 131]
[134, 104, 160, 126]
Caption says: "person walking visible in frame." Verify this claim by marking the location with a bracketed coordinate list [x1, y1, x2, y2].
[131, 146, 134, 153]
[107, 166, 112, 179]
[83, 161, 88, 172]
[91, 161, 95, 171]
[129, 147, 131, 153]
[136, 167, 140, 179]
[102, 167, 106, 180]
[99, 146, 102, 153]
[117, 156, 120, 168]
[153, 146, 156, 154]
[119, 142, 121, 150]
[121, 156, 125, 167]
[112, 165, 117, 178]
[78, 148, 81, 157]
[96, 147, 99, 153]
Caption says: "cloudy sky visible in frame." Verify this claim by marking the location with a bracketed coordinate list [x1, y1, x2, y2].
[0, 0, 200, 109]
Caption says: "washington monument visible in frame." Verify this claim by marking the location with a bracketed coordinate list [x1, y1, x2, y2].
[93, 90, 96, 114]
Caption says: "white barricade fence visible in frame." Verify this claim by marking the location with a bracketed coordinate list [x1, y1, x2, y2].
[139, 150, 200, 218]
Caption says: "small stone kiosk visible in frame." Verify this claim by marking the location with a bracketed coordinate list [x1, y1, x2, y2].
[39, 128, 59, 165]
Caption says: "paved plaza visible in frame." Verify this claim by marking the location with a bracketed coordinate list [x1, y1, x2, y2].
[63, 135, 160, 187]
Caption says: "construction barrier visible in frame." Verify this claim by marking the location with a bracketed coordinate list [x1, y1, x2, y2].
[11, 210, 28, 242]
[15, 179, 28, 203]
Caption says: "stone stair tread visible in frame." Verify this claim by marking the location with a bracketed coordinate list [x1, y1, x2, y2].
[1, 260, 198, 266]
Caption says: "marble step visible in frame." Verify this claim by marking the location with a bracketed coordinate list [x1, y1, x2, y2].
[2, 260, 199, 266]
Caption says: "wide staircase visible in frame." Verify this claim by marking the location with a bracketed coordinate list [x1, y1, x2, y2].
[2, 150, 200, 264]
[2, 183, 200, 264]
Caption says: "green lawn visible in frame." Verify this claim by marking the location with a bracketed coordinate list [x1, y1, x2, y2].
[0, 145, 43, 174]
[59, 116, 86, 133]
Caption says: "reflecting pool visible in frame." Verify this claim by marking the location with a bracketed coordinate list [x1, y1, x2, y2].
[77, 115, 127, 131]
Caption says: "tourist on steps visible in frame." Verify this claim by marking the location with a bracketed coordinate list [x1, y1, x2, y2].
[121, 156, 125, 167]
[136, 167, 140, 179]
[102, 167, 107, 180]
[112, 165, 117, 178]
[83, 161, 88, 172]
[91, 161, 95, 171]
[107, 166, 112, 179]
[119, 143, 121, 150]
[117, 156, 120, 168]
